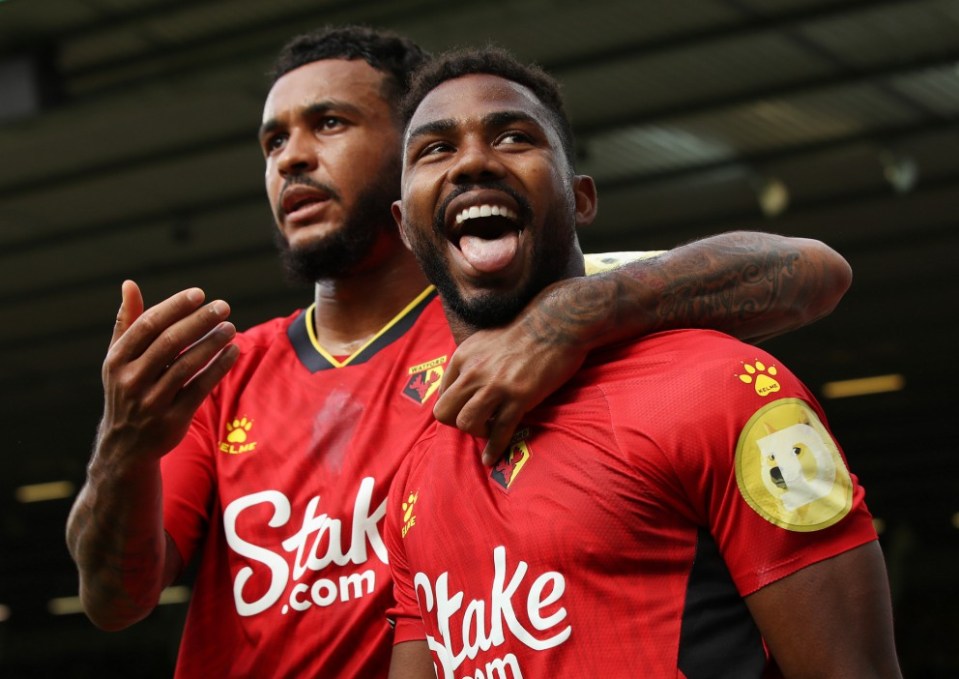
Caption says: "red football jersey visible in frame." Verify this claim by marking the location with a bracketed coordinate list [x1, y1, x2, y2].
[162, 287, 454, 678]
[387, 329, 877, 678]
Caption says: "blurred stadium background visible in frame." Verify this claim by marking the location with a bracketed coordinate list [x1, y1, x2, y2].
[1, 0, 957, 675]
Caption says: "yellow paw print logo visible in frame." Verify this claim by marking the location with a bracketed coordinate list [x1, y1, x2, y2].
[738, 361, 781, 397]
[401, 491, 419, 538]
[402, 492, 418, 522]
[225, 417, 253, 443]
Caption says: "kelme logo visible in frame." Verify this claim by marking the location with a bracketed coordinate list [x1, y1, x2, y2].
[737, 360, 781, 397]
[401, 491, 419, 538]
[219, 416, 258, 455]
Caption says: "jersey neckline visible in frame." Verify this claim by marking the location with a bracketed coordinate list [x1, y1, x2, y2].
[287, 286, 438, 372]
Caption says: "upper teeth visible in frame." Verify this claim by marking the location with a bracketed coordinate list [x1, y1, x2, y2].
[455, 204, 518, 225]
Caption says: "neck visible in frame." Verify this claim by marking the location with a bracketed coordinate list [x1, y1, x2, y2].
[446, 314, 477, 346]
[311, 244, 429, 356]
[446, 247, 586, 345]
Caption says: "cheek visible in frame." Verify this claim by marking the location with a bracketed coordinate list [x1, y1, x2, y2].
[404, 172, 440, 222]
[264, 164, 280, 197]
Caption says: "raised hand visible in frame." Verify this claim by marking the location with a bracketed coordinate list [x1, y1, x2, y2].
[99, 280, 239, 462]
[66, 280, 238, 630]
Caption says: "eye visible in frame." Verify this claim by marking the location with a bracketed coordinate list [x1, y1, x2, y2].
[496, 130, 534, 146]
[263, 133, 287, 154]
[318, 116, 345, 131]
[416, 140, 455, 159]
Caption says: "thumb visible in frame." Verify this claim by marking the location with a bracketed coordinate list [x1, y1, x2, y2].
[110, 279, 144, 347]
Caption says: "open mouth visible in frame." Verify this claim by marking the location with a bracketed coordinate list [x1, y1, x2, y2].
[449, 200, 523, 274]
[445, 189, 523, 273]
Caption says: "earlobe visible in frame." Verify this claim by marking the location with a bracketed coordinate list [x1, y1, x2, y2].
[391, 200, 412, 250]
[573, 175, 598, 227]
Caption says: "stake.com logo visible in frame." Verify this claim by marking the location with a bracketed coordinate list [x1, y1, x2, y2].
[413, 545, 570, 678]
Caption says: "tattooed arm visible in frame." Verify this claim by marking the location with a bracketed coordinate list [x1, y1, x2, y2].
[437, 231, 851, 463]
[569, 231, 850, 346]
[66, 281, 237, 629]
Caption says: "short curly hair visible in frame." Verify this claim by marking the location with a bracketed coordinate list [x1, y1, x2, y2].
[401, 46, 576, 167]
[269, 25, 428, 113]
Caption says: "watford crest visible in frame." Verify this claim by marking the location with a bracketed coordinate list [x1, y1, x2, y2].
[403, 356, 446, 404]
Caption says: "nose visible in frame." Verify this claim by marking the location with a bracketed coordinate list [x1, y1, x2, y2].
[449, 137, 506, 185]
[277, 129, 317, 176]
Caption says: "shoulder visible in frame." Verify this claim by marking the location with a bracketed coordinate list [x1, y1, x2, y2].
[584, 329, 818, 439]
[396, 422, 450, 481]
[232, 309, 303, 351]
[585, 329, 764, 386]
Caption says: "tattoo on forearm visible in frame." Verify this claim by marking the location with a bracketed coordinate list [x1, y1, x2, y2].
[520, 276, 620, 346]
[645, 244, 804, 332]
[520, 238, 814, 347]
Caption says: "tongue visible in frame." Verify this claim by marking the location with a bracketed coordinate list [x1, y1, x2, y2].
[459, 232, 519, 273]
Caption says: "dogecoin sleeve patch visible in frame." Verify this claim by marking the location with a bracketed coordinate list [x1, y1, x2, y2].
[735, 398, 853, 532]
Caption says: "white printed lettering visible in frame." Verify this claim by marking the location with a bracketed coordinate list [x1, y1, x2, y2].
[224, 490, 291, 616]
[222, 478, 387, 617]
[415, 545, 571, 678]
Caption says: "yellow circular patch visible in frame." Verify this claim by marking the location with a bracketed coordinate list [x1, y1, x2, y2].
[735, 398, 852, 532]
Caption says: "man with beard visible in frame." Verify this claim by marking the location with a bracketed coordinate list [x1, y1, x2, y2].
[67, 27, 855, 679]
[385, 48, 901, 678]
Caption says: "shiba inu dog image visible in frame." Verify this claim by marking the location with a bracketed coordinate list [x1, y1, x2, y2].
[757, 417, 836, 513]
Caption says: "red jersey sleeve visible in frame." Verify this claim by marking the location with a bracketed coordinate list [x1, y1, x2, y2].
[620, 332, 878, 597]
[160, 395, 218, 567]
[385, 442, 428, 645]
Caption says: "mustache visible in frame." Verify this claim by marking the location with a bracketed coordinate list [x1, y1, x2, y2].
[276, 174, 341, 220]
[432, 182, 533, 236]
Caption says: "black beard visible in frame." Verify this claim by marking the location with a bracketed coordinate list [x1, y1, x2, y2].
[275, 169, 400, 285]
[408, 185, 577, 331]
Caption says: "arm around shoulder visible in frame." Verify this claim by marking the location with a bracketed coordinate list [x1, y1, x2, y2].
[430, 232, 851, 463]
[589, 231, 852, 346]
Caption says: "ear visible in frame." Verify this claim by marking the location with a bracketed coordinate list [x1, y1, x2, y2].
[391, 199, 412, 250]
[572, 174, 598, 228]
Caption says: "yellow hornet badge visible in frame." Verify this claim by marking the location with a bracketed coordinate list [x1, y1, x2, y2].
[735, 398, 852, 531]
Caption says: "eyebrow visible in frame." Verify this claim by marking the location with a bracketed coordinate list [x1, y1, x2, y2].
[405, 109, 541, 148]
[258, 100, 362, 140]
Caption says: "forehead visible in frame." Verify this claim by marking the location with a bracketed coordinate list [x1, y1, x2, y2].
[262, 58, 390, 122]
[408, 73, 553, 134]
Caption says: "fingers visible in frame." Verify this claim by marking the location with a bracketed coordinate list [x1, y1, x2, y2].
[118, 292, 233, 380]
[436, 383, 522, 466]
[174, 341, 240, 414]
[436, 353, 460, 398]
[102, 285, 235, 410]
[481, 405, 523, 466]
[451, 388, 500, 437]
[433, 344, 488, 423]
[110, 280, 145, 347]
[161, 317, 237, 390]
[433, 377, 478, 428]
